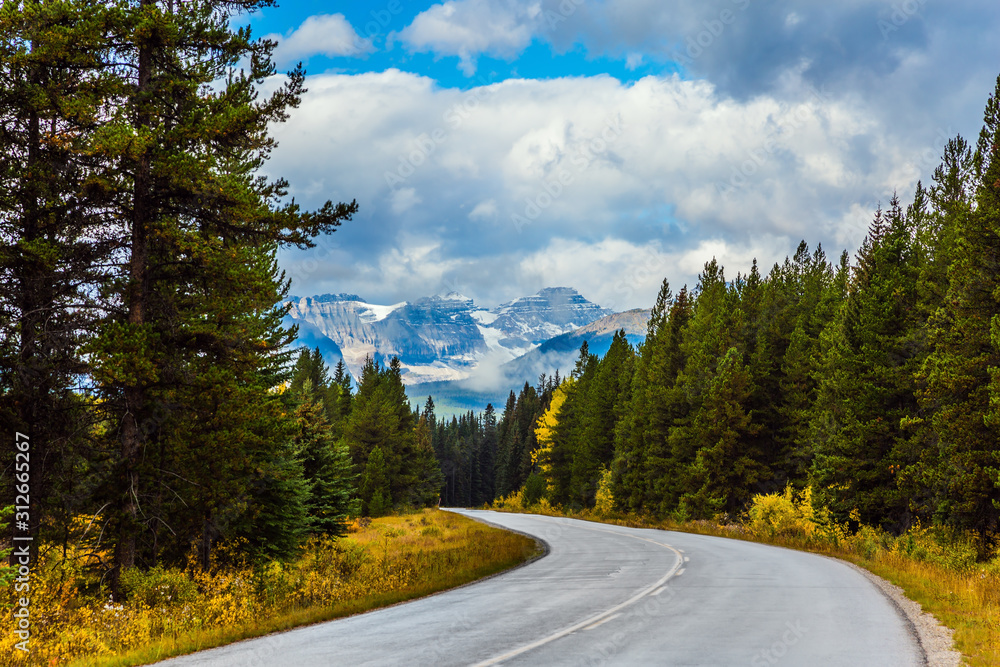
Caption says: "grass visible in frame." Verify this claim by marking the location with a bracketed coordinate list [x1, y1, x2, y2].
[490, 490, 999, 666]
[3, 509, 540, 667]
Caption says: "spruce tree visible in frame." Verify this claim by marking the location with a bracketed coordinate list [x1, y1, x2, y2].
[291, 387, 355, 536]
[679, 347, 760, 518]
[495, 390, 519, 497]
[918, 76, 1000, 537]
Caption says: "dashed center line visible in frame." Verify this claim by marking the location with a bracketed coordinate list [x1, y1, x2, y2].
[471, 518, 683, 667]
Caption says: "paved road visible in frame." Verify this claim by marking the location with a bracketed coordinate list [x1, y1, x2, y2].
[161, 509, 924, 666]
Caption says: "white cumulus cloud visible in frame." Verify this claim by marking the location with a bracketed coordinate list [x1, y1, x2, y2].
[395, 0, 542, 74]
[268, 14, 373, 66]
[269, 69, 958, 308]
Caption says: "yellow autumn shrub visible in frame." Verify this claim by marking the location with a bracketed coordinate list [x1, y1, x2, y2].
[593, 467, 615, 517]
[743, 486, 845, 545]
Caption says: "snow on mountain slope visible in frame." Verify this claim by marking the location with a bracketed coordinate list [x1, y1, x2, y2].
[283, 288, 613, 384]
[404, 308, 651, 417]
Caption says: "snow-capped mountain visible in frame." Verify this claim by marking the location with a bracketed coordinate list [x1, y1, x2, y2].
[283, 287, 613, 385]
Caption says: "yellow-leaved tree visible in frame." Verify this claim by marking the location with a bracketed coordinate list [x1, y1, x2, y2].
[531, 380, 573, 504]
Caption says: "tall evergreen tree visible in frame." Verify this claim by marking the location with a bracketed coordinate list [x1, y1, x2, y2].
[291, 384, 355, 536]
[918, 76, 1000, 537]
[67, 0, 357, 591]
[0, 0, 120, 560]
[810, 199, 926, 530]
[679, 347, 760, 518]
[344, 357, 441, 508]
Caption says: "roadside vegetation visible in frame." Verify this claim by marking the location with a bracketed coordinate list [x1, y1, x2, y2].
[0, 509, 538, 666]
[491, 486, 1000, 667]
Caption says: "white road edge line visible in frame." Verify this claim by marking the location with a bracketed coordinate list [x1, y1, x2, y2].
[471, 519, 683, 667]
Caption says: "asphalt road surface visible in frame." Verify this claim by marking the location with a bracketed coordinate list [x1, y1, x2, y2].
[160, 509, 924, 666]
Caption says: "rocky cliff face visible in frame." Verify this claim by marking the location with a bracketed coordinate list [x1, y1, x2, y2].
[283, 288, 613, 384]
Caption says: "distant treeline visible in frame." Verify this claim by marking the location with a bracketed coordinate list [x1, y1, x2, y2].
[440, 78, 1000, 543]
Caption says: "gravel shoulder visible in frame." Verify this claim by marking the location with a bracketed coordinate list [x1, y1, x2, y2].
[837, 559, 963, 667]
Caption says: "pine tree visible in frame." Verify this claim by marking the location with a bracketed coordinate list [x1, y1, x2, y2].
[810, 199, 925, 530]
[0, 0, 120, 559]
[679, 347, 760, 518]
[412, 414, 445, 507]
[495, 391, 519, 497]
[479, 403, 498, 503]
[918, 76, 1000, 537]
[60, 0, 359, 591]
[660, 260, 736, 515]
[290, 348, 329, 396]
[360, 446, 391, 517]
[344, 357, 441, 509]
[291, 388, 355, 536]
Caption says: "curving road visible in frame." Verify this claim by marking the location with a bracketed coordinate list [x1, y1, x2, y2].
[160, 509, 924, 666]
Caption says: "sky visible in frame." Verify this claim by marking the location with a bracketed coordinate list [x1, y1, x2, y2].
[249, 0, 1000, 312]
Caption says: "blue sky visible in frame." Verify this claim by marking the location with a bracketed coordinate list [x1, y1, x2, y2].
[248, 2, 680, 88]
[251, 0, 1000, 310]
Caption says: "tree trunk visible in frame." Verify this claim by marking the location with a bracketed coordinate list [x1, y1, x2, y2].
[113, 2, 154, 598]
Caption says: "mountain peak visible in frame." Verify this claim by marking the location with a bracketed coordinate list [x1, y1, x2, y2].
[284, 286, 615, 386]
[305, 293, 365, 304]
[495, 287, 609, 316]
[437, 291, 473, 302]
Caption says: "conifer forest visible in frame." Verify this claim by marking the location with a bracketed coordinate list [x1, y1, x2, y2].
[2, 0, 1000, 610]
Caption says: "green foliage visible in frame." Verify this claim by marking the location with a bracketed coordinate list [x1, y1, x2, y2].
[291, 395, 356, 536]
[809, 199, 928, 530]
[516, 81, 1000, 541]
[522, 472, 547, 508]
[0, 0, 361, 590]
[360, 446, 391, 517]
[120, 565, 199, 608]
[344, 357, 443, 510]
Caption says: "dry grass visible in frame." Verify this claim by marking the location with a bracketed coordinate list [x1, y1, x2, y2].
[1, 509, 539, 666]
